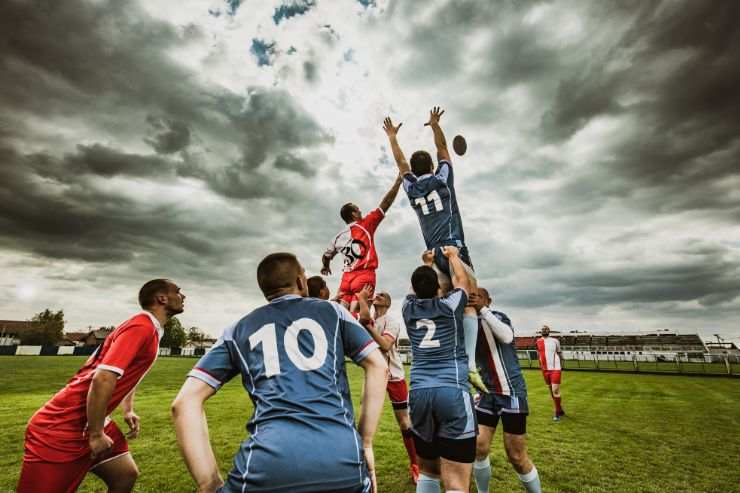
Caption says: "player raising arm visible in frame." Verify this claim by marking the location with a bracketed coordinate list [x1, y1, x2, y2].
[322, 174, 403, 312]
[384, 109, 487, 394]
[172, 252, 387, 493]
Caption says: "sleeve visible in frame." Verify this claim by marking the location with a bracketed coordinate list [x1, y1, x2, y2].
[323, 236, 339, 258]
[435, 160, 451, 183]
[98, 323, 152, 378]
[402, 173, 417, 194]
[362, 208, 385, 235]
[439, 288, 467, 313]
[187, 336, 239, 390]
[480, 308, 514, 345]
[334, 304, 379, 364]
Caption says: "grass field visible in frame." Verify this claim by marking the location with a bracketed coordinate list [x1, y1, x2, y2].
[1, 357, 739, 493]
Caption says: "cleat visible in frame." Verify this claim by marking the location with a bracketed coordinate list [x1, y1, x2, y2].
[468, 369, 489, 394]
[410, 464, 420, 484]
[557, 409, 566, 417]
[552, 415, 561, 422]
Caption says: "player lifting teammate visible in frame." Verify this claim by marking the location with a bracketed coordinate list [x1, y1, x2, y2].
[470, 288, 542, 493]
[403, 246, 477, 493]
[322, 174, 403, 312]
[17, 279, 185, 493]
[172, 252, 388, 493]
[383, 107, 487, 394]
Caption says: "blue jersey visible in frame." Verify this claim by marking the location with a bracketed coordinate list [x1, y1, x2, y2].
[403, 159, 466, 250]
[402, 288, 469, 391]
[476, 309, 527, 398]
[188, 295, 377, 493]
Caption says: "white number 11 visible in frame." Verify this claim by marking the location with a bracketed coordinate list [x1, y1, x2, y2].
[414, 190, 444, 215]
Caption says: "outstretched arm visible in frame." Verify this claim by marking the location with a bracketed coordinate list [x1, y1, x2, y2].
[383, 117, 412, 176]
[425, 106, 451, 163]
[442, 246, 471, 294]
[357, 286, 394, 352]
[357, 349, 388, 493]
[378, 174, 403, 213]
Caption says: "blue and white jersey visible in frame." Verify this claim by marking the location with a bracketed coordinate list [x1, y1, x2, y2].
[403, 159, 466, 250]
[189, 295, 377, 493]
[476, 309, 527, 398]
[402, 288, 469, 391]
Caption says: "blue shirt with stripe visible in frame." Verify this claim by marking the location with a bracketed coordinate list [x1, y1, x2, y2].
[402, 288, 469, 391]
[476, 309, 527, 398]
[403, 159, 466, 249]
[189, 295, 377, 493]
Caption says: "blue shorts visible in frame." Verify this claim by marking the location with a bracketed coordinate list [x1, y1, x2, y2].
[432, 244, 474, 279]
[409, 387, 477, 443]
[475, 393, 529, 416]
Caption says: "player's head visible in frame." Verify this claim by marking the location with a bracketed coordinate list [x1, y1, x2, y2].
[307, 275, 330, 300]
[373, 291, 391, 308]
[340, 203, 362, 224]
[478, 287, 492, 306]
[411, 265, 440, 299]
[257, 252, 308, 300]
[410, 150, 434, 176]
[139, 279, 185, 316]
[541, 325, 551, 337]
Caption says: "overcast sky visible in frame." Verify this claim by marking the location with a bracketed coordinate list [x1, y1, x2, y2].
[1, 0, 738, 341]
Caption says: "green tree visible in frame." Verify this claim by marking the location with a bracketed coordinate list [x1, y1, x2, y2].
[186, 326, 206, 348]
[24, 309, 65, 345]
[161, 316, 186, 348]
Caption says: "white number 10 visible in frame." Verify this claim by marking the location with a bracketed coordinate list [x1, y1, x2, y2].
[414, 190, 444, 215]
[249, 318, 328, 377]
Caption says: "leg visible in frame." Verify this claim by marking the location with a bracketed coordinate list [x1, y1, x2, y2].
[439, 457, 472, 493]
[91, 453, 139, 493]
[473, 424, 496, 493]
[17, 457, 89, 493]
[393, 407, 420, 482]
[416, 456, 441, 493]
[501, 413, 540, 493]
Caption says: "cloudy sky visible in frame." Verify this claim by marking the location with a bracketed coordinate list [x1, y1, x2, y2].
[1, 0, 738, 341]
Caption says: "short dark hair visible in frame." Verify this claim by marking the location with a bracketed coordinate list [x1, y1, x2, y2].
[139, 279, 172, 309]
[410, 151, 433, 176]
[257, 252, 301, 299]
[307, 275, 327, 298]
[340, 203, 357, 224]
[411, 265, 439, 299]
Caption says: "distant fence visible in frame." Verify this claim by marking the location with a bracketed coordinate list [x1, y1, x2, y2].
[0, 345, 211, 357]
[517, 350, 740, 376]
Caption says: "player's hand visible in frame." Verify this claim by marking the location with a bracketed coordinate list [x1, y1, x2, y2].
[197, 475, 224, 493]
[321, 266, 331, 276]
[363, 446, 377, 493]
[383, 117, 402, 137]
[468, 291, 486, 313]
[441, 245, 459, 258]
[357, 284, 374, 302]
[88, 431, 114, 459]
[424, 106, 445, 126]
[123, 411, 140, 439]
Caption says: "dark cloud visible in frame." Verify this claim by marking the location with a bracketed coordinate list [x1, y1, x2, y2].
[145, 115, 191, 154]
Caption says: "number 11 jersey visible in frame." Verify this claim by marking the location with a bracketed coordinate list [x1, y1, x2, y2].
[188, 294, 378, 493]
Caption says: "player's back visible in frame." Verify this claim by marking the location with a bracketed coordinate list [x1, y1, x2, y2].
[477, 310, 527, 397]
[402, 288, 468, 390]
[403, 160, 465, 249]
[193, 295, 375, 493]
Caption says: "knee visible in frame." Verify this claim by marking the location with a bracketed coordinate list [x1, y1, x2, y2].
[123, 465, 140, 488]
[475, 445, 489, 461]
[506, 449, 527, 469]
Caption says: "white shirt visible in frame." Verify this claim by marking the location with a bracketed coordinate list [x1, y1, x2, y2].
[375, 314, 405, 381]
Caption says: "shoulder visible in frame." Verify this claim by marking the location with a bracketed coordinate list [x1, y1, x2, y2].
[491, 310, 511, 325]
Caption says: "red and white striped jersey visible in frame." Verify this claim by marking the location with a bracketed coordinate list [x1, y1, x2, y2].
[536, 336, 561, 371]
[325, 208, 385, 272]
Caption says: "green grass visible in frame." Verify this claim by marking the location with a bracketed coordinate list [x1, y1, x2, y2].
[518, 358, 739, 375]
[1, 357, 740, 492]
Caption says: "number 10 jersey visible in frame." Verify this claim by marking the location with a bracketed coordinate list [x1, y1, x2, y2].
[188, 294, 378, 493]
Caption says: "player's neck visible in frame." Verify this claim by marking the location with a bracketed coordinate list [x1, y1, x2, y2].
[374, 306, 389, 319]
[146, 307, 168, 328]
[266, 287, 303, 301]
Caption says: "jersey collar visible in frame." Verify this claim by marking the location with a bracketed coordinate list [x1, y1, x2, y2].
[270, 294, 303, 303]
[141, 311, 164, 339]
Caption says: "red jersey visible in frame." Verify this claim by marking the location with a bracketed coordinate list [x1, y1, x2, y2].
[536, 336, 561, 371]
[325, 208, 385, 272]
[25, 312, 162, 462]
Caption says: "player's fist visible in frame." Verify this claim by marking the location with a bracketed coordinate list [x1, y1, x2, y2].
[383, 117, 402, 137]
[321, 266, 331, 276]
[358, 284, 374, 301]
[441, 245, 459, 258]
[88, 431, 114, 459]
[124, 411, 140, 439]
[424, 106, 445, 126]
[468, 291, 486, 313]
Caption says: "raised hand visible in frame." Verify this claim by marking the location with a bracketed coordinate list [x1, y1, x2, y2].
[321, 266, 332, 276]
[468, 291, 486, 313]
[383, 117, 402, 137]
[358, 284, 374, 302]
[424, 106, 445, 126]
[441, 245, 459, 258]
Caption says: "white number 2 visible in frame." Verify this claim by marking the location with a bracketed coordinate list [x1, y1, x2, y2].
[417, 319, 440, 348]
[249, 318, 328, 377]
[414, 190, 444, 215]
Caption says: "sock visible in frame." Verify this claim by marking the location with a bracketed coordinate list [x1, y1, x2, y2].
[401, 429, 418, 466]
[416, 473, 440, 493]
[518, 465, 541, 493]
[554, 396, 562, 414]
[473, 458, 491, 493]
[463, 315, 478, 370]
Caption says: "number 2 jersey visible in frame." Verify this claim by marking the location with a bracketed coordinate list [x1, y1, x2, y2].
[402, 288, 469, 391]
[188, 295, 378, 493]
[403, 159, 466, 250]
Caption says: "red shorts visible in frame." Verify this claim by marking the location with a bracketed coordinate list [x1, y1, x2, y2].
[17, 421, 129, 493]
[339, 269, 376, 304]
[542, 370, 562, 385]
[387, 379, 409, 410]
